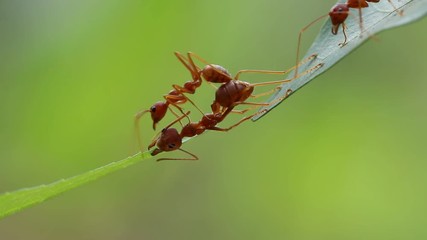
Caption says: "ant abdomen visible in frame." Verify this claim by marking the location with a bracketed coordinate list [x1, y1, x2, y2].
[215, 81, 254, 107]
[201, 64, 232, 83]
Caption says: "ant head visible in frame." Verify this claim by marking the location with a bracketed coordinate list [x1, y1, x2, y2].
[149, 102, 168, 129]
[346, 0, 369, 8]
[201, 64, 232, 83]
[329, 3, 349, 35]
[155, 128, 182, 152]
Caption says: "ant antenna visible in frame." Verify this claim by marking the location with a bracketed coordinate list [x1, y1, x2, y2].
[156, 148, 199, 161]
[134, 109, 150, 153]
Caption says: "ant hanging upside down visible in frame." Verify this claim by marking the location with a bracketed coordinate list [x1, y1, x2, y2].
[143, 55, 322, 160]
[135, 52, 318, 130]
[150, 89, 295, 161]
[135, 52, 323, 153]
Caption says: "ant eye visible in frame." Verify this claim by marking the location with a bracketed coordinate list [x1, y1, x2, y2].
[168, 143, 176, 149]
[150, 106, 156, 112]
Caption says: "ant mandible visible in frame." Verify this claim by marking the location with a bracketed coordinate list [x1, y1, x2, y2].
[294, 0, 402, 78]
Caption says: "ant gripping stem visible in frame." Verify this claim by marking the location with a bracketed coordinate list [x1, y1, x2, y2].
[148, 61, 324, 162]
[159, 88, 300, 162]
[149, 111, 198, 161]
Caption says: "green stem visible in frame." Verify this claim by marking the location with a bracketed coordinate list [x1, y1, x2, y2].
[0, 151, 152, 220]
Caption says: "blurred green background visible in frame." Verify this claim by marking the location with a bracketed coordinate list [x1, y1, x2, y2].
[1, 0, 426, 239]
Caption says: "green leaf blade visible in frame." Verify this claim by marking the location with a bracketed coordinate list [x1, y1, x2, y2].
[0, 151, 152, 219]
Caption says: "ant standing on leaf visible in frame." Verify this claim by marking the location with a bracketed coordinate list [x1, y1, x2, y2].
[294, 0, 402, 78]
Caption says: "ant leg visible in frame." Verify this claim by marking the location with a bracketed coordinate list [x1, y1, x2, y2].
[227, 87, 282, 114]
[356, 1, 365, 34]
[231, 88, 293, 112]
[230, 105, 259, 114]
[388, 0, 403, 16]
[169, 85, 206, 117]
[294, 14, 329, 79]
[264, 89, 294, 106]
[163, 95, 189, 121]
[249, 63, 324, 87]
[168, 106, 184, 127]
[156, 148, 199, 161]
[250, 86, 282, 98]
[185, 52, 202, 74]
[224, 89, 294, 120]
[209, 109, 269, 132]
[233, 101, 271, 107]
[338, 23, 348, 47]
[166, 110, 191, 129]
[134, 109, 150, 153]
[357, 8, 364, 34]
[234, 54, 317, 80]
[174, 52, 200, 80]
[227, 86, 282, 114]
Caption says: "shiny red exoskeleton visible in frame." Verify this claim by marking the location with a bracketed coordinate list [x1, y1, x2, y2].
[294, 0, 401, 78]
[149, 89, 297, 161]
[136, 52, 323, 152]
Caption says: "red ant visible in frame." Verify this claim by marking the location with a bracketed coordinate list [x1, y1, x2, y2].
[294, 0, 402, 78]
[136, 52, 322, 150]
[148, 82, 298, 161]
[135, 52, 292, 136]
[148, 59, 322, 161]
[145, 40, 324, 161]
[182, 53, 322, 117]
[148, 111, 198, 161]
[134, 52, 206, 132]
[148, 101, 275, 161]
